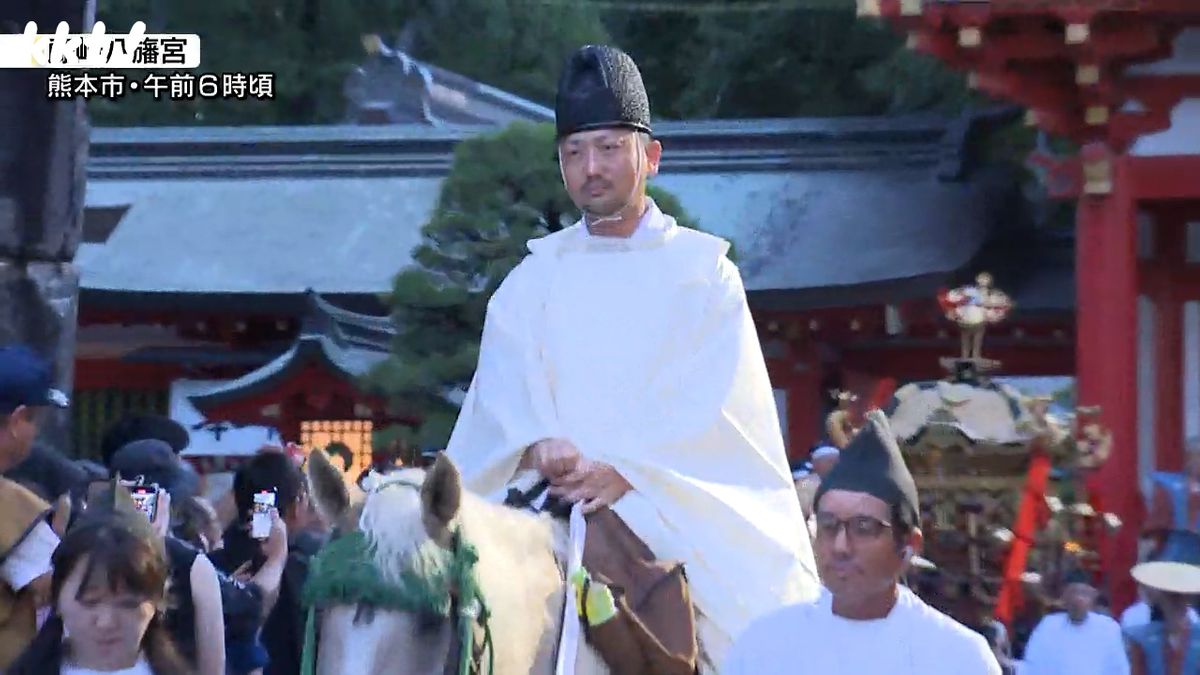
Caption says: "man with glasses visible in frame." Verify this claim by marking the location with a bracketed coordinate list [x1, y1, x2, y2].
[724, 410, 1000, 673]
[448, 44, 819, 669]
[0, 345, 68, 668]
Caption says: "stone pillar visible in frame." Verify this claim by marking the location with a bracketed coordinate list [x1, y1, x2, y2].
[0, 0, 93, 455]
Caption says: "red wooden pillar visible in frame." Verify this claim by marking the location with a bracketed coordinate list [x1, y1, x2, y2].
[1154, 214, 1188, 472]
[1078, 148, 1140, 611]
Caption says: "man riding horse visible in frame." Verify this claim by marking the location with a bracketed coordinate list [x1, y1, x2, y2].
[446, 44, 820, 670]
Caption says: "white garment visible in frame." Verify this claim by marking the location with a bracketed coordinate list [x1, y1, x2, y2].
[446, 202, 819, 658]
[62, 656, 152, 674]
[723, 586, 1000, 674]
[1022, 612, 1130, 675]
[1119, 599, 1199, 630]
[0, 521, 58, 590]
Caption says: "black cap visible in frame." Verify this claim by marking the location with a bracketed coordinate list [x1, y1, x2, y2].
[814, 409, 919, 528]
[0, 345, 69, 414]
[555, 45, 651, 140]
[110, 439, 200, 501]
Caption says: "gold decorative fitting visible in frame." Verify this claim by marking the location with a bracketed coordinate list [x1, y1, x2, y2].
[808, 319, 821, 331]
[850, 319, 862, 331]
[1066, 23, 1090, 44]
[959, 27, 982, 48]
[1085, 105, 1109, 125]
[361, 34, 383, 55]
[856, 0, 882, 17]
[1076, 65, 1101, 86]
[1083, 159, 1113, 196]
[900, 0, 922, 16]
[1024, 110, 1039, 126]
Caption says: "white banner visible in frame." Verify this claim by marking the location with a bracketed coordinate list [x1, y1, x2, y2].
[0, 21, 200, 69]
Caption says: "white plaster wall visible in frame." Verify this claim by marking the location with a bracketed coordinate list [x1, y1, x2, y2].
[1128, 28, 1200, 77]
[171, 379, 278, 457]
[1140, 295, 1157, 498]
[1133, 99, 1200, 157]
[1139, 210, 1156, 259]
[1130, 29, 1200, 157]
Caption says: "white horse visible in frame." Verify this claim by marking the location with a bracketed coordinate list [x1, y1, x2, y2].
[304, 448, 610, 675]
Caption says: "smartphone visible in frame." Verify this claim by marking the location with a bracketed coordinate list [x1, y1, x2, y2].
[251, 489, 277, 540]
[128, 484, 160, 522]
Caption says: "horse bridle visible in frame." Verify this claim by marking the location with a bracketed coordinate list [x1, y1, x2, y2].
[442, 534, 495, 675]
[301, 479, 495, 675]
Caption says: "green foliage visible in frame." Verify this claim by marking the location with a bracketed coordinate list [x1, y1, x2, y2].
[90, 0, 607, 126]
[611, 6, 968, 119]
[366, 121, 699, 447]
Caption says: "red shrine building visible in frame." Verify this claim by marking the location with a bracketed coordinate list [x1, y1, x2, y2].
[863, 0, 1200, 609]
[73, 46, 1081, 479]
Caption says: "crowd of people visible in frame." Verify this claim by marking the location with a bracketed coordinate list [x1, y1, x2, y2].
[0, 344, 352, 675]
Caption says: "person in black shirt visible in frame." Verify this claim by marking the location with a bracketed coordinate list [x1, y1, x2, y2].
[211, 450, 325, 675]
[103, 436, 286, 675]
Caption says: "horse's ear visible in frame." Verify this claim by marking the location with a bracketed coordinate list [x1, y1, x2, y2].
[421, 453, 461, 529]
[307, 445, 351, 524]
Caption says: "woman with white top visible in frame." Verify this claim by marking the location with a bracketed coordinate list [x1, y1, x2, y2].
[8, 483, 192, 674]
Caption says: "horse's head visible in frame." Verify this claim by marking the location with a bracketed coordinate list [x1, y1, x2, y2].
[304, 448, 487, 675]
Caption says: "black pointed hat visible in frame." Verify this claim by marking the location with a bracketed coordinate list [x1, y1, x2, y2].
[814, 409, 920, 528]
[555, 45, 652, 140]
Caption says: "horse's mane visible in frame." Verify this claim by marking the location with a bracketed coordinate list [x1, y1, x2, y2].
[358, 469, 565, 588]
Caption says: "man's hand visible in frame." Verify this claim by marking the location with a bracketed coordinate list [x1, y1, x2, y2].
[529, 438, 582, 482]
[260, 510, 289, 564]
[151, 490, 172, 540]
[550, 460, 632, 513]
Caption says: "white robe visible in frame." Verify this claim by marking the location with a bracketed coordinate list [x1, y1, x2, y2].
[446, 203, 819, 659]
[1022, 612, 1130, 675]
[722, 587, 1001, 674]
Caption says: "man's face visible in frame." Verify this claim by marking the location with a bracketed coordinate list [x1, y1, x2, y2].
[1062, 582, 1097, 623]
[558, 128, 661, 218]
[814, 489, 910, 605]
[0, 406, 40, 470]
[1158, 591, 1193, 617]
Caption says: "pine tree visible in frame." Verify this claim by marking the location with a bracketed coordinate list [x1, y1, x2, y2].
[366, 121, 698, 449]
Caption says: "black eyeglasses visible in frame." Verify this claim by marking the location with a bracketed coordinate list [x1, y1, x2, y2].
[814, 513, 893, 541]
